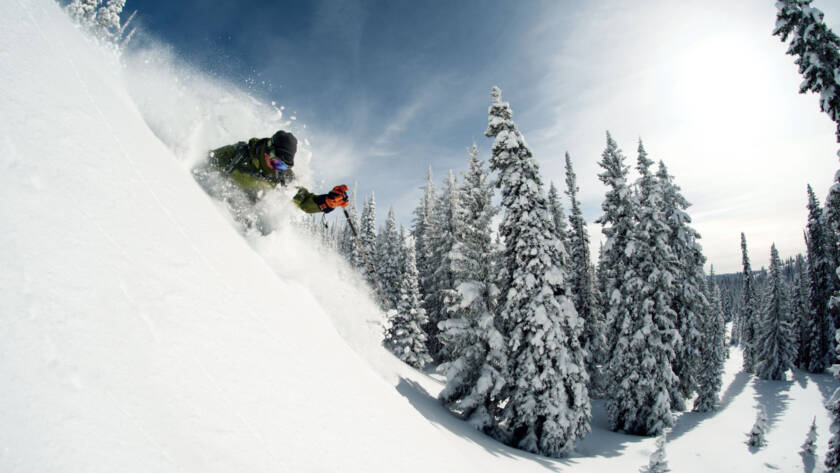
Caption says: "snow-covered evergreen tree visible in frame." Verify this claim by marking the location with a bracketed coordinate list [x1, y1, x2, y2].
[774, 0, 840, 143]
[604, 140, 679, 436]
[565, 151, 607, 398]
[359, 194, 379, 293]
[596, 132, 637, 364]
[794, 254, 812, 369]
[437, 144, 507, 435]
[376, 208, 402, 310]
[426, 171, 459, 360]
[803, 417, 818, 456]
[486, 86, 590, 457]
[385, 228, 433, 369]
[755, 244, 796, 380]
[806, 185, 834, 373]
[548, 182, 569, 244]
[656, 160, 706, 409]
[640, 432, 671, 473]
[747, 407, 769, 448]
[339, 200, 361, 267]
[413, 166, 437, 309]
[694, 266, 726, 412]
[825, 169, 840, 264]
[740, 233, 759, 373]
[827, 367, 840, 471]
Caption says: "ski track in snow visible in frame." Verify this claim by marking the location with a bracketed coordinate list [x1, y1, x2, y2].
[1, 0, 838, 472]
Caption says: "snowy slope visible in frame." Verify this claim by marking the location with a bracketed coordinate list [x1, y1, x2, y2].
[0, 1, 837, 472]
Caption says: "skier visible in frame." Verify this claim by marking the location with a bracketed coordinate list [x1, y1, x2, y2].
[205, 129, 350, 213]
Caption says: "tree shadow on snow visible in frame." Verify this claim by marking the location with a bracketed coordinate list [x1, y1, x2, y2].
[573, 399, 644, 459]
[792, 369, 839, 406]
[719, 371, 752, 409]
[396, 378, 650, 469]
[394, 378, 565, 471]
[667, 371, 751, 443]
[753, 378, 792, 432]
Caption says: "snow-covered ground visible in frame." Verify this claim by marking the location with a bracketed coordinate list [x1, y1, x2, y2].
[0, 0, 836, 471]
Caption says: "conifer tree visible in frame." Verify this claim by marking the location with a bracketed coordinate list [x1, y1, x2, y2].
[486, 86, 590, 457]
[384, 228, 433, 369]
[604, 140, 679, 436]
[340, 200, 361, 266]
[794, 254, 812, 368]
[774, 0, 840, 143]
[597, 132, 637, 360]
[413, 166, 437, 307]
[824, 170, 840, 273]
[802, 417, 818, 456]
[755, 244, 796, 380]
[359, 194, 378, 289]
[548, 182, 569, 244]
[376, 208, 403, 310]
[747, 407, 769, 448]
[565, 152, 607, 397]
[806, 185, 834, 373]
[425, 171, 459, 360]
[596, 242, 609, 315]
[694, 266, 726, 412]
[640, 433, 671, 473]
[827, 377, 840, 470]
[438, 144, 507, 434]
[656, 159, 706, 409]
[740, 233, 759, 373]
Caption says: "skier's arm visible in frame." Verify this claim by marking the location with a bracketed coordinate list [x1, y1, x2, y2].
[292, 186, 350, 214]
[293, 187, 327, 213]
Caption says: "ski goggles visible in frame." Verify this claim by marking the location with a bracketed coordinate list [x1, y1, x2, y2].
[265, 149, 291, 171]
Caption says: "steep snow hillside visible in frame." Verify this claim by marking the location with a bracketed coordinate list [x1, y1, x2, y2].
[1, 1, 838, 472]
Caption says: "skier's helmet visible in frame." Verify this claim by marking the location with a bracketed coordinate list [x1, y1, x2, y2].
[271, 130, 297, 167]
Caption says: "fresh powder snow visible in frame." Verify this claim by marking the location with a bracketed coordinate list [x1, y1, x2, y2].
[0, 0, 837, 471]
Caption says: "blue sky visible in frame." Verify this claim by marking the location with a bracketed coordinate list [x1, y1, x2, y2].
[129, 0, 840, 273]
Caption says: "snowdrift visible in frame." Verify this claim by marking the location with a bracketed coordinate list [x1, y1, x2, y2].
[0, 1, 487, 471]
[1, 1, 838, 472]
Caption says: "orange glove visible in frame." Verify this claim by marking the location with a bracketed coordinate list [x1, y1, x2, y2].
[324, 185, 350, 209]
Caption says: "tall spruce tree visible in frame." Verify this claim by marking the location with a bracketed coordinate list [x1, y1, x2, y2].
[694, 266, 726, 412]
[794, 254, 812, 368]
[425, 171, 459, 361]
[740, 233, 759, 373]
[597, 132, 637, 362]
[806, 185, 834, 372]
[413, 166, 437, 310]
[438, 145, 507, 435]
[486, 86, 590, 457]
[755, 244, 796, 380]
[604, 140, 679, 436]
[565, 151, 608, 398]
[359, 194, 378, 290]
[384, 228, 433, 369]
[656, 159, 706, 409]
[339, 200, 361, 267]
[376, 208, 403, 310]
[548, 182, 569, 245]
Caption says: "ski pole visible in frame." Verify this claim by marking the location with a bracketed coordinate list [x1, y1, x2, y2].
[343, 208, 391, 311]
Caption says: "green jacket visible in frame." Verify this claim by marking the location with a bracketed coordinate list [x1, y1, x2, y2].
[208, 138, 294, 193]
[208, 139, 325, 213]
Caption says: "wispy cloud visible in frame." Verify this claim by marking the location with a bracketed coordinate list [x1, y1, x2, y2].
[518, 0, 840, 273]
